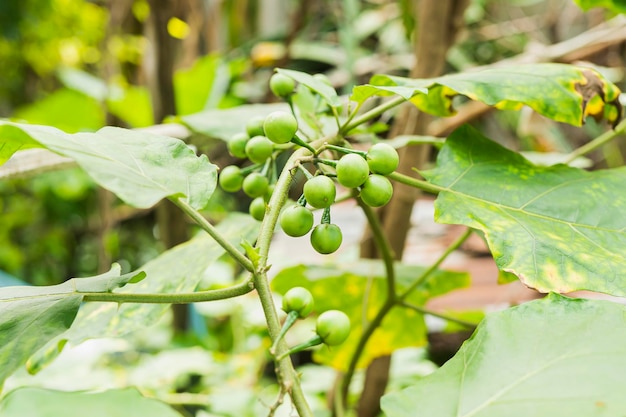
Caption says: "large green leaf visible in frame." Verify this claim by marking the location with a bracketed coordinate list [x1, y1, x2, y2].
[179, 102, 289, 140]
[276, 68, 341, 108]
[0, 265, 143, 386]
[28, 214, 258, 373]
[271, 261, 470, 371]
[352, 64, 622, 126]
[0, 122, 217, 209]
[382, 294, 626, 417]
[574, 0, 626, 13]
[424, 125, 626, 296]
[0, 387, 182, 417]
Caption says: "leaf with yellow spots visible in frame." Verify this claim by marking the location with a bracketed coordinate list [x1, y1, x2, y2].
[382, 294, 626, 417]
[424, 124, 626, 296]
[351, 63, 622, 126]
[271, 261, 470, 371]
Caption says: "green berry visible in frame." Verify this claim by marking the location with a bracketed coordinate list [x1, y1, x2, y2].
[269, 73, 296, 98]
[360, 174, 393, 207]
[316, 310, 350, 346]
[367, 143, 399, 175]
[245, 136, 273, 164]
[303, 176, 336, 209]
[336, 153, 369, 188]
[249, 197, 266, 221]
[242, 172, 269, 198]
[310, 223, 342, 254]
[280, 205, 314, 237]
[246, 116, 266, 137]
[263, 111, 298, 144]
[282, 287, 314, 318]
[219, 165, 244, 192]
[228, 133, 249, 159]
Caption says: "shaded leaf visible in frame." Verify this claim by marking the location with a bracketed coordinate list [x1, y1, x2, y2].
[382, 294, 626, 417]
[352, 64, 622, 126]
[424, 125, 626, 296]
[179, 102, 288, 141]
[0, 122, 217, 209]
[28, 214, 258, 372]
[276, 68, 341, 108]
[0, 265, 142, 386]
[271, 261, 470, 371]
[0, 387, 182, 417]
[574, 0, 626, 13]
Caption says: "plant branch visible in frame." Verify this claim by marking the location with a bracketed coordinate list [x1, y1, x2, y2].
[387, 171, 444, 195]
[400, 302, 478, 329]
[398, 228, 473, 301]
[564, 118, 626, 164]
[81, 278, 254, 303]
[171, 197, 255, 273]
[339, 96, 406, 135]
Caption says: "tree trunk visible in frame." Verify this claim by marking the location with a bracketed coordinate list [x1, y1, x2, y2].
[356, 2, 469, 417]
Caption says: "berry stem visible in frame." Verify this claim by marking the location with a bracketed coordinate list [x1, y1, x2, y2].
[321, 143, 367, 157]
[291, 134, 316, 153]
[339, 95, 406, 135]
[270, 310, 301, 355]
[315, 158, 337, 168]
[275, 335, 324, 361]
[321, 207, 331, 224]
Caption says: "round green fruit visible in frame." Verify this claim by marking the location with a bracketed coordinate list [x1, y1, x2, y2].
[303, 176, 336, 209]
[245, 136, 273, 164]
[228, 133, 249, 159]
[280, 205, 314, 237]
[310, 223, 342, 254]
[316, 310, 350, 346]
[360, 174, 393, 207]
[249, 197, 266, 221]
[366, 143, 399, 175]
[263, 111, 298, 144]
[282, 287, 314, 318]
[336, 153, 369, 188]
[219, 165, 244, 192]
[242, 172, 269, 198]
[269, 73, 296, 98]
[246, 116, 266, 137]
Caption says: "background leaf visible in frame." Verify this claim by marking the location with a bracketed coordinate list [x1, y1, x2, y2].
[352, 64, 622, 126]
[0, 122, 217, 209]
[276, 68, 342, 108]
[0, 265, 142, 386]
[179, 102, 288, 141]
[28, 214, 258, 372]
[271, 261, 470, 370]
[573, 0, 626, 13]
[0, 387, 182, 417]
[381, 294, 626, 417]
[424, 124, 626, 296]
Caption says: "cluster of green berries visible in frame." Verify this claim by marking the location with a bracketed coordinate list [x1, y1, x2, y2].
[271, 287, 350, 359]
[218, 72, 400, 255]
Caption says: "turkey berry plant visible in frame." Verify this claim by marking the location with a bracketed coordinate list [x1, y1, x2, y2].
[2, 63, 625, 417]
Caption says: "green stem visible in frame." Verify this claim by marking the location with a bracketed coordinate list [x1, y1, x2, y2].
[400, 302, 478, 329]
[320, 143, 367, 157]
[387, 171, 444, 195]
[275, 335, 323, 361]
[253, 133, 343, 417]
[82, 279, 254, 303]
[171, 198, 255, 273]
[564, 117, 626, 164]
[339, 96, 406, 135]
[292, 134, 316, 153]
[399, 228, 473, 302]
[316, 158, 337, 168]
[339, 198, 397, 408]
[270, 311, 300, 355]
